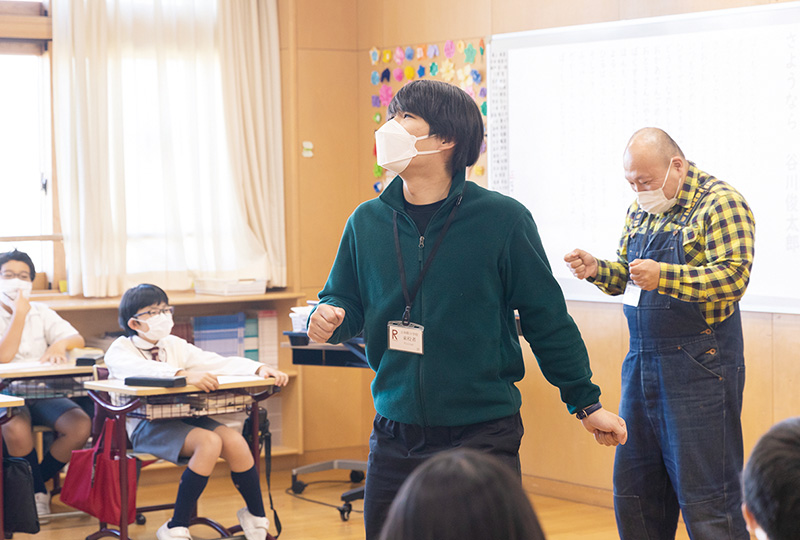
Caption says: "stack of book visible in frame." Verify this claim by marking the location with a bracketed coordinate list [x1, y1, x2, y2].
[192, 313, 245, 357]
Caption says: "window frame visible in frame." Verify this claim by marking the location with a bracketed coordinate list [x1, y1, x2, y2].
[0, 1, 64, 290]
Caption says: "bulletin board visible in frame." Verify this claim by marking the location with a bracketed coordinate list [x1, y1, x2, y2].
[366, 38, 489, 193]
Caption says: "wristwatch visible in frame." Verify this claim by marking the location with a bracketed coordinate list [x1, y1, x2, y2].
[576, 402, 602, 419]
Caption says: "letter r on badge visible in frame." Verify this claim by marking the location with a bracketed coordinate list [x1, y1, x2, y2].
[391, 328, 398, 340]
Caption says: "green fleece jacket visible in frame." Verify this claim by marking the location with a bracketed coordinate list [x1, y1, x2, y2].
[317, 170, 600, 426]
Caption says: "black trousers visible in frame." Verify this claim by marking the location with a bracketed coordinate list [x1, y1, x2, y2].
[363, 412, 524, 540]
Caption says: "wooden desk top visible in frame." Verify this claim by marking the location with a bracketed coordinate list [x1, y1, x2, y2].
[85, 375, 276, 396]
[0, 362, 95, 379]
[0, 394, 24, 407]
[36, 290, 304, 312]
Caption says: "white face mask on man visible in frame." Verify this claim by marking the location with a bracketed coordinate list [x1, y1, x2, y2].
[0, 278, 33, 308]
[636, 160, 678, 214]
[375, 118, 441, 175]
[135, 312, 174, 342]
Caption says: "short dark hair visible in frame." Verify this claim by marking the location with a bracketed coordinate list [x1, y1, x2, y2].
[118, 284, 169, 337]
[742, 417, 800, 540]
[0, 249, 36, 281]
[378, 448, 546, 540]
[387, 80, 484, 174]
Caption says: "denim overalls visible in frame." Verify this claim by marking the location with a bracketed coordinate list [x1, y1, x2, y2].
[613, 181, 749, 540]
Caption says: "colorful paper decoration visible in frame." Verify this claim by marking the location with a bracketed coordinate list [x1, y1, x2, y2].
[473, 165, 485, 176]
[393, 67, 404, 81]
[373, 180, 383, 192]
[405, 46, 414, 60]
[382, 49, 392, 63]
[371, 95, 381, 107]
[417, 65, 426, 78]
[480, 101, 487, 116]
[369, 47, 380, 65]
[480, 140, 487, 154]
[479, 39, 485, 55]
[394, 46, 405, 64]
[464, 43, 477, 63]
[373, 164, 383, 178]
[381, 68, 391, 82]
[463, 85, 475, 98]
[380, 84, 394, 106]
[371, 71, 380, 85]
[416, 46, 425, 59]
[427, 44, 439, 58]
[374, 112, 382, 123]
[430, 62, 439, 76]
[456, 64, 471, 84]
[404, 65, 416, 80]
[444, 40, 455, 58]
[441, 59, 455, 82]
[471, 69, 482, 84]
[456, 40, 466, 53]
[479, 87, 487, 98]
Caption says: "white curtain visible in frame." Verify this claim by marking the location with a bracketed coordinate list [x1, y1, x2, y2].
[218, 0, 286, 288]
[51, 0, 285, 297]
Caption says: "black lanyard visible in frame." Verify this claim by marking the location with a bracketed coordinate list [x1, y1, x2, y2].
[393, 192, 463, 325]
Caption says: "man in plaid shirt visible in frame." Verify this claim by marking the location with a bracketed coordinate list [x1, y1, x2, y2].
[565, 127, 755, 540]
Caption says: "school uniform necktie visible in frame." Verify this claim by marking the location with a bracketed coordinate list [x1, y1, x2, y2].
[148, 347, 160, 361]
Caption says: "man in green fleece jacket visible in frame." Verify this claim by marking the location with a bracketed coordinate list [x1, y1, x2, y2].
[308, 79, 627, 540]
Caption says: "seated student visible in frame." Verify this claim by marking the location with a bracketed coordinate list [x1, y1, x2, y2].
[378, 447, 546, 540]
[741, 417, 800, 540]
[104, 283, 289, 540]
[0, 249, 92, 519]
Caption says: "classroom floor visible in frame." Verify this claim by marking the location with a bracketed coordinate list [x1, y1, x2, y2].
[19, 468, 700, 540]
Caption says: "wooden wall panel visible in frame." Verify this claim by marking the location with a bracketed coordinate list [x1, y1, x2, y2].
[296, 0, 358, 50]
[357, 0, 383, 52]
[772, 314, 800, 424]
[301, 364, 372, 450]
[519, 301, 624, 489]
[619, 0, 770, 19]
[741, 312, 774, 457]
[295, 49, 360, 291]
[277, 0, 292, 50]
[491, 0, 619, 34]
[379, 0, 491, 46]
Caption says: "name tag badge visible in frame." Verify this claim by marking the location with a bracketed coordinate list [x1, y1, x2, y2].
[387, 321, 424, 355]
[623, 282, 642, 307]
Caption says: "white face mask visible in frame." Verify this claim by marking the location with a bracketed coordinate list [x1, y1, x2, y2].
[636, 160, 678, 214]
[754, 527, 768, 540]
[0, 279, 33, 308]
[375, 118, 441, 175]
[136, 312, 174, 342]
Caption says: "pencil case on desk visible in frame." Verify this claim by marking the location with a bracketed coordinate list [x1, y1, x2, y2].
[124, 376, 187, 387]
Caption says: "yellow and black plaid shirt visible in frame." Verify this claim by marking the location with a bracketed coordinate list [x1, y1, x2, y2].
[590, 162, 756, 326]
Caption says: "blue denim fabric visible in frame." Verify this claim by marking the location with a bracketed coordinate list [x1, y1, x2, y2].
[363, 412, 523, 540]
[614, 204, 748, 540]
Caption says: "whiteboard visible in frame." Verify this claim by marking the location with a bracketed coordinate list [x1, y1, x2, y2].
[488, 2, 800, 314]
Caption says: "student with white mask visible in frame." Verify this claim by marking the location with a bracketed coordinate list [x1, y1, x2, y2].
[0, 249, 91, 520]
[105, 284, 289, 540]
[104, 283, 288, 540]
[308, 79, 628, 540]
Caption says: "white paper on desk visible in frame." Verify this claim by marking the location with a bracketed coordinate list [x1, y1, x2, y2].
[0, 361, 68, 373]
[216, 375, 266, 385]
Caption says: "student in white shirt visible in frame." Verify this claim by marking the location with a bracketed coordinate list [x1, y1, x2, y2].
[0, 249, 92, 519]
[104, 283, 289, 540]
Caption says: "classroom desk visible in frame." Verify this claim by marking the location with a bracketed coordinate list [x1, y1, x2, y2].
[84, 376, 279, 540]
[0, 361, 95, 524]
[0, 394, 26, 536]
[283, 332, 368, 521]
